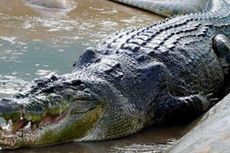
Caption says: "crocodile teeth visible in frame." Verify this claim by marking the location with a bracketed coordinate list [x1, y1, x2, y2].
[23, 122, 32, 131]
[2, 120, 12, 132]
[16, 131, 23, 137]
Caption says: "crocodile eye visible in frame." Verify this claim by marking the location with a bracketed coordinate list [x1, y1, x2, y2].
[77, 47, 98, 65]
[71, 80, 83, 86]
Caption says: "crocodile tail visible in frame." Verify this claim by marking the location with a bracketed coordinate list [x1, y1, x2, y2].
[110, 0, 209, 17]
[110, 0, 229, 17]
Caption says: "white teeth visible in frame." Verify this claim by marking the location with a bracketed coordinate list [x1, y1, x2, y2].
[2, 119, 12, 132]
[1, 123, 7, 129]
[8, 120, 13, 126]
[24, 122, 32, 130]
[16, 131, 23, 137]
[20, 110, 24, 120]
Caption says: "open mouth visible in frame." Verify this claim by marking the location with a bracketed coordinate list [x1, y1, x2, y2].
[0, 111, 69, 149]
[0, 95, 104, 148]
[0, 111, 68, 138]
[0, 98, 97, 138]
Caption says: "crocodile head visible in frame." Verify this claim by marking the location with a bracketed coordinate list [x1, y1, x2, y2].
[0, 74, 107, 149]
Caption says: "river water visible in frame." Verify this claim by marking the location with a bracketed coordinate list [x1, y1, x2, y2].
[0, 0, 185, 152]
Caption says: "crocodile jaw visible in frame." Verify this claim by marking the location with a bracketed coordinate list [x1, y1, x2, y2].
[0, 100, 104, 149]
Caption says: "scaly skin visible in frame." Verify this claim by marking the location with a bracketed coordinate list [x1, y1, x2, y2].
[0, 0, 229, 149]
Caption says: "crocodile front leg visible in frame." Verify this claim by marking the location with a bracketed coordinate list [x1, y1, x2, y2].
[144, 62, 219, 123]
[153, 38, 229, 122]
[154, 91, 218, 123]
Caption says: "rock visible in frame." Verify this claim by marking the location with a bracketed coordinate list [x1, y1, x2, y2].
[168, 93, 230, 153]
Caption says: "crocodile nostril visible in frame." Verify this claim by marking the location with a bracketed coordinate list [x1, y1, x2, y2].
[72, 61, 77, 67]
[71, 80, 83, 86]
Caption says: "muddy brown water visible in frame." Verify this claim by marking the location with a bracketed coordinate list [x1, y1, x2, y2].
[0, 0, 188, 152]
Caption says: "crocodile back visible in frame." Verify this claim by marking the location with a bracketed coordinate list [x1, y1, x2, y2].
[74, 0, 230, 107]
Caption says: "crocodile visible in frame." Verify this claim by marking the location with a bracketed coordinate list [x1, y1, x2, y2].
[0, 0, 229, 149]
